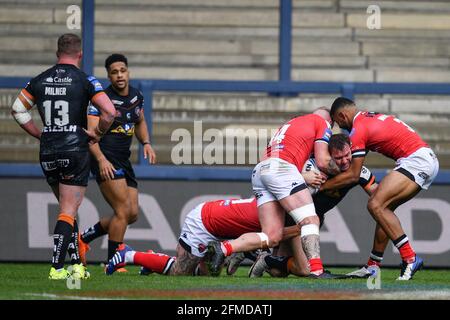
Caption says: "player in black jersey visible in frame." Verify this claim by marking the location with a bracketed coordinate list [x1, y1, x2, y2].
[10, 34, 116, 280]
[227, 134, 381, 278]
[79, 54, 156, 267]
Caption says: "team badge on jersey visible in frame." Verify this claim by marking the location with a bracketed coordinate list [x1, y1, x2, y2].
[87, 76, 103, 92]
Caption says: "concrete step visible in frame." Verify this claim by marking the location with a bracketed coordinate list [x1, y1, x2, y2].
[368, 56, 449, 69]
[0, 51, 367, 69]
[0, 23, 351, 39]
[347, 13, 450, 30]
[56, 9, 347, 28]
[341, 1, 450, 13]
[94, 0, 336, 10]
[391, 98, 450, 115]
[363, 41, 450, 57]
[375, 68, 450, 83]
[0, 36, 359, 56]
[355, 29, 450, 41]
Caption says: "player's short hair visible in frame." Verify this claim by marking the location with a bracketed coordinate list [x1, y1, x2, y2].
[329, 133, 350, 152]
[57, 33, 81, 57]
[330, 97, 355, 118]
[105, 53, 128, 71]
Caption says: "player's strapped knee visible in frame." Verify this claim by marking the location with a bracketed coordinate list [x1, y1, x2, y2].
[257, 232, 269, 249]
[300, 224, 319, 237]
[288, 203, 316, 225]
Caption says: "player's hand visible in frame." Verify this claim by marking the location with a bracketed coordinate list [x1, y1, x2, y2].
[84, 128, 101, 145]
[99, 158, 116, 180]
[143, 143, 156, 164]
[302, 170, 323, 189]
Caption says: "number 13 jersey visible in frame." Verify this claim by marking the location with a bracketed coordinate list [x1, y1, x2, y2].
[22, 63, 105, 153]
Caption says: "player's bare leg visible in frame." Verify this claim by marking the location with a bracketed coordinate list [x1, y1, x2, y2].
[127, 186, 139, 225]
[279, 188, 324, 276]
[367, 170, 422, 279]
[259, 235, 309, 278]
[99, 178, 132, 261]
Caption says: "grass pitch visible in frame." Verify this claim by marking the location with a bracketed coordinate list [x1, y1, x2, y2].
[1, 263, 450, 300]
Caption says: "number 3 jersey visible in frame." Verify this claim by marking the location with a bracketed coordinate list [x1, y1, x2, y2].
[22, 63, 105, 153]
[87, 85, 144, 159]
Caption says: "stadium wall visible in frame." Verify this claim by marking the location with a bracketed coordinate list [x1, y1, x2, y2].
[1, 177, 450, 267]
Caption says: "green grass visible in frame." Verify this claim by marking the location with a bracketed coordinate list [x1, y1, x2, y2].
[1, 263, 450, 300]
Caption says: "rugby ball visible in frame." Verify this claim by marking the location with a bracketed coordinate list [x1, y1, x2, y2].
[302, 159, 320, 195]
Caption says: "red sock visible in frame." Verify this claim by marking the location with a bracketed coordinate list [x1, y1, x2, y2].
[309, 258, 324, 275]
[221, 241, 233, 257]
[398, 242, 416, 263]
[367, 258, 381, 267]
[134, 251, 175, 274]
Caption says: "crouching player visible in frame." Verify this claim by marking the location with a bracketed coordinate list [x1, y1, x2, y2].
[105, 197, 304, 276]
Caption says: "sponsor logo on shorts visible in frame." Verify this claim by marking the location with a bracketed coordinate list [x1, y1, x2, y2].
[57, 159, 70, 168]
[41, 161, 57, 171]
[418, 172, 429, 180]
[254, 192, 263, 199]
[181, 232, 188, 239]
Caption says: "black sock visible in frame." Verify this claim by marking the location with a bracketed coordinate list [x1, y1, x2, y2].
[67, 220, 81, 265]
[52, 220, 74, 270]
[81, 222, 107, 244]
[244, 251, 258, 261]
[264, 255, 290, 274]
[108, 240, 122, 261]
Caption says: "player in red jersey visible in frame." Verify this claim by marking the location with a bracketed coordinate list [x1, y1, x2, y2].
[321, 97, 439, 280]
[204, 108, 341, 278]
[104, 197, 301, 276]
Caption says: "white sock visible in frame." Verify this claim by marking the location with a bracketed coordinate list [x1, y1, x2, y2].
[125, 251, 136, 264]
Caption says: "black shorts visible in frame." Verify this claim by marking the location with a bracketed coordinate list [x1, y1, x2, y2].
[40, 150, 90, 187]
[90, 153, 137, 189]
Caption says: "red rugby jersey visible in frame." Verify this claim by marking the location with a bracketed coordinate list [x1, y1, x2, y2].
[350, 111, 428, 160]
[264, 114, 332, 171]
[201, 198, 260, 239]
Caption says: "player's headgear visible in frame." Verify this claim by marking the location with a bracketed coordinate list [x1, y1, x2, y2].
[105, 53, 128, 70]
[330, 97, 355, 118]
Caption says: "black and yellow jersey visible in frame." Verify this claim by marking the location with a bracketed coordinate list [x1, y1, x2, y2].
[88, 85, 143, 159]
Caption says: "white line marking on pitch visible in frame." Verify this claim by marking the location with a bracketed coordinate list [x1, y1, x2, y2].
[24, 293, 124, 300]
[366, 290, 450, 300]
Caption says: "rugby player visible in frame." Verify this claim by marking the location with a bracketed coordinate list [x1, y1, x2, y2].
[321, 97, 439, 280]
[79, 54, 156, 266]
[241, 134, 379, 277]
[205, 108, 341, 278]
[104, 197, 302, 276]
[10, 34, 115, 279]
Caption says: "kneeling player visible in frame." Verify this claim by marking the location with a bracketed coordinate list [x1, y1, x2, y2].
[105, 197, 303, 276]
